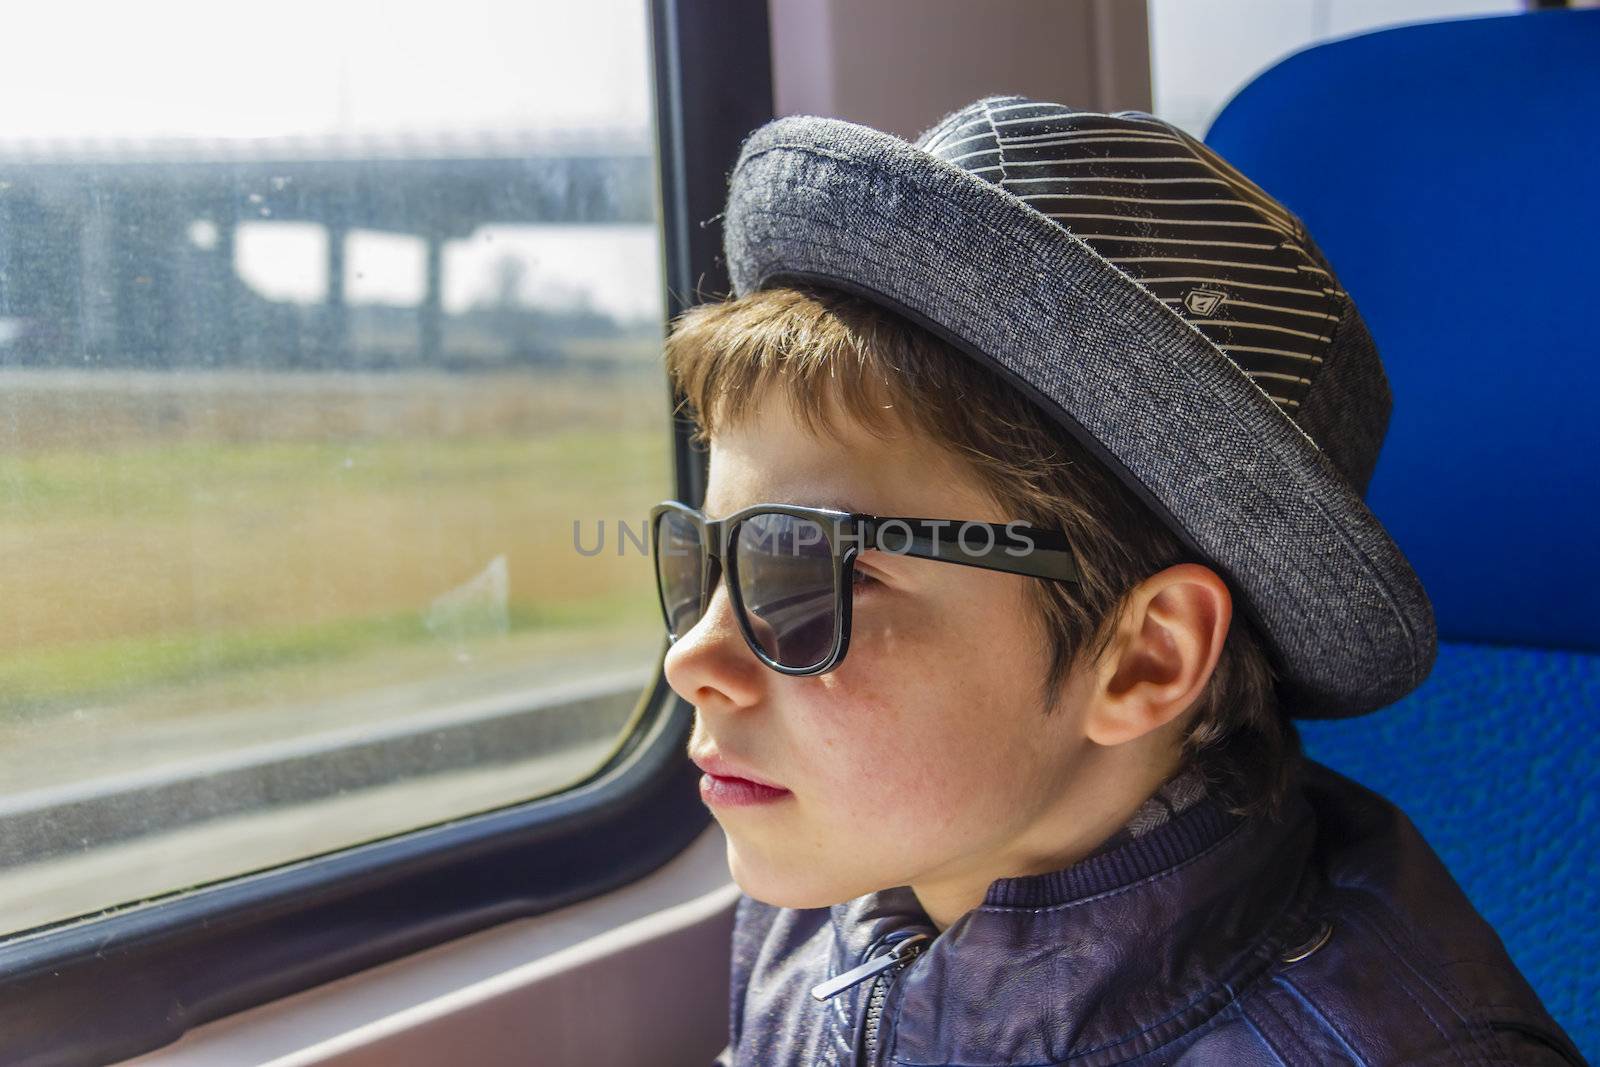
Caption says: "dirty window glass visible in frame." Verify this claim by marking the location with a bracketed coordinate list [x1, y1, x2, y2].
[0, 0, 667, 937]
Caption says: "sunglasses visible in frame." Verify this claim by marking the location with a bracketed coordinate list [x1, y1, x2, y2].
[649, 499, 1081, 675]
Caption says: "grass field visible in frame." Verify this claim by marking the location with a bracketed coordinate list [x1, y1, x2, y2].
[0, 365, 675, 757]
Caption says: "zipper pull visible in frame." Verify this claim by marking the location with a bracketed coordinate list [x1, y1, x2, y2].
[810, 933, 931, 1002]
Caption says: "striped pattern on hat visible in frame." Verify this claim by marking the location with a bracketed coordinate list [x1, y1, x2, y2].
[916, 96, 1341, 418]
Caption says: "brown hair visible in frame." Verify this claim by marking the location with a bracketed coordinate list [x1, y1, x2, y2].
[663, 283, 1304, 822]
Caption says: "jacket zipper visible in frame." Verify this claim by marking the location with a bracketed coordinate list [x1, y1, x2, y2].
[860, 963, 898, 1064]
[809, 933, 932, 1064]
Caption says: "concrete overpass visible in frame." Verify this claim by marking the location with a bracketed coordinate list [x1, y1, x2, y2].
[0, 129, 656, 366]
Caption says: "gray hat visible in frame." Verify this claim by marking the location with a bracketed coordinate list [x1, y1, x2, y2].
[719, 94, 1437, 719]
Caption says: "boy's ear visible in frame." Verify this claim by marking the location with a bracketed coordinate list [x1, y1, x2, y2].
[1082, 564, 1232, 748]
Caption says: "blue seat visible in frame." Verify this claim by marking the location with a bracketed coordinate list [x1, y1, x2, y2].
[1206, 9, 1600, 1059]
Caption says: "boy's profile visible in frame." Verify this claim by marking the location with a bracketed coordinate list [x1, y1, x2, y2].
[656, 97, 1583, 1065]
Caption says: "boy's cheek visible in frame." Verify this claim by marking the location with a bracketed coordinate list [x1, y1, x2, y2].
[801, 668, 1007, 809]
[806, 660, 911, 754]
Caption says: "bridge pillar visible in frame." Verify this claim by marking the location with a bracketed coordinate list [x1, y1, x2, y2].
[215, 212, 238, 365]
[324, 222, 348, 366]
[420, 232, 442, 364]
[78, 190, 116, 361]
[0, 195, 11, 319]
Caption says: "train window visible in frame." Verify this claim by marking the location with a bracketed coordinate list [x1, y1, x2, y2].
[0, 0, 668, 938]
[1148, 0, 1522, 134]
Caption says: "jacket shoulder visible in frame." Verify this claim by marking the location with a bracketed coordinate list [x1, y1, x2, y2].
[1172, 1003, 1587, 1067]
[1216, 760, 1586, 1066]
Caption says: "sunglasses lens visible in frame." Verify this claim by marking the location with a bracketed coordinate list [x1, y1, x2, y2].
[656, 511, 705, 639]
[734, 513, 838, 670]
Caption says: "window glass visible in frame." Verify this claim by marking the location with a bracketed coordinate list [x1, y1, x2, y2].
[1148, 0, 1523, 136]
[0, 0, 667, 937]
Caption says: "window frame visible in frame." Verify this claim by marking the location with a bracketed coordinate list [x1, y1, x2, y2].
[0, 1, 771, 1061]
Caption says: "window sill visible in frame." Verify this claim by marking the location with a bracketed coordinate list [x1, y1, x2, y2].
[116, 821, 736, 1066]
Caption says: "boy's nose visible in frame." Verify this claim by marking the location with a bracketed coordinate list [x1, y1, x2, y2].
[663, 577, 766, 712]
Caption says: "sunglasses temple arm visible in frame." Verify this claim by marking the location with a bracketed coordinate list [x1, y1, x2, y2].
[862, 519, 1080, 583]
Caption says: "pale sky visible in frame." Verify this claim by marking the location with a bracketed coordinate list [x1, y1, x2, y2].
[0, 0, 651, 140]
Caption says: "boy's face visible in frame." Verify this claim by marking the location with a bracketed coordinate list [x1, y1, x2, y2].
[666, 387, 1106, 920]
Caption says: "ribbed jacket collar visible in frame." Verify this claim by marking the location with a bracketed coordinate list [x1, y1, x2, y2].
[825, 783, 1319, 1065]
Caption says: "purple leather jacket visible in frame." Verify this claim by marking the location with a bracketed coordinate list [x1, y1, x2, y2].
[713, 759, 1585, 1066]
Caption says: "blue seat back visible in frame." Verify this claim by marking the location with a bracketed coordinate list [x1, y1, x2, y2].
[1206, 10, 1600, 1059]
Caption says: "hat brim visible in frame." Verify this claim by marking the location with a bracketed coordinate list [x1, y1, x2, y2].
[721, 115, 1437, 718]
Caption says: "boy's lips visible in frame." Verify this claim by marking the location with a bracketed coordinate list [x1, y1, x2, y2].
[690, 751, 789, 792]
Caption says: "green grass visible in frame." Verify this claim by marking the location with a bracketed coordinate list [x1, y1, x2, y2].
[1, 399, 672, 724]
[0, 589, 653, 722]
[0, 429, 671, 519]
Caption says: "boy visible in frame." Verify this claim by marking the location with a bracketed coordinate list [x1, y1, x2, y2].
[656, 97, 1583, 1065]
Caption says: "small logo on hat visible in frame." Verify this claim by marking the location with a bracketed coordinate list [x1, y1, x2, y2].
[1184, 288, 1227, 317]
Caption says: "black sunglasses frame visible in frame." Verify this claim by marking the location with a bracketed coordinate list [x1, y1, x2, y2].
[649, 499, 1082, 676]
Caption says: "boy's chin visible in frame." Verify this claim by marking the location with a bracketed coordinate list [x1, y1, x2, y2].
[724, 841, 869, 910]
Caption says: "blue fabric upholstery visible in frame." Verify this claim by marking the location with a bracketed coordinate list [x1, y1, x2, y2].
[1206, 10, 1600, 1060]
[1298, 642, 1599, 1056]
